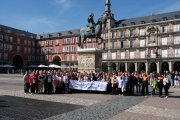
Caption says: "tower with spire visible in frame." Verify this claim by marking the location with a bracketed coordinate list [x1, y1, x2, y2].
[105, 0, 111, 15]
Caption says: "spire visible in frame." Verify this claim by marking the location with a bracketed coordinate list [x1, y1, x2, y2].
[105, 0, 111, 14]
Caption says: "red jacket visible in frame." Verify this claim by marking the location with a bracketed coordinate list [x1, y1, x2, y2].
[29, 74, 37, 85]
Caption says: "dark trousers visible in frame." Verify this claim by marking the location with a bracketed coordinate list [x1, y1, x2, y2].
[164, 85, 169, 96]
[118, 88, 122, 95]
[158, 86, 163, 96]
[141, 83, 149, 95]
[47, 83, 52, 94]
[24, 83, 30, 93]
[30, 84, 36, 93]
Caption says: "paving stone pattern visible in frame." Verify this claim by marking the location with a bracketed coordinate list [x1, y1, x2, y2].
[0, 95, 84, 120]
[45, 96, 147, 120]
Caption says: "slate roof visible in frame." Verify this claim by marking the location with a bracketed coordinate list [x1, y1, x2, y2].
[37, 29, 80, 40]
[116, 11, 180, 27]
[0, 24, 36, 38]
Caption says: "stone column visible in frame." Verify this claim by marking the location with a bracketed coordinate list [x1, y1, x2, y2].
[145, 62, 148, 74]
[135, 62, 138, 72]
[125, 62, 128, 72]
[108, 62, 111, 72]
[156, 62, 160, 73]
[168, 61, 172, 72]
[116, 63, 119, 71]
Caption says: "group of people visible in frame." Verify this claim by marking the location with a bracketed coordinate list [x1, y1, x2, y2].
[23, 70, 180, 98]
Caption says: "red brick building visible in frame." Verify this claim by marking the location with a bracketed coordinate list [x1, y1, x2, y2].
[0, 25, 36, 70]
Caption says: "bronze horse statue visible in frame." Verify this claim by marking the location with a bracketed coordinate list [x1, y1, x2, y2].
[78, 16, 107, 48]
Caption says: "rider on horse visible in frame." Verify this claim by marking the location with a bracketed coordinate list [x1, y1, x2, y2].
[87, 13, 96, 35]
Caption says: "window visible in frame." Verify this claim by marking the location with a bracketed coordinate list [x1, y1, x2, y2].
[121, 52, 125, 59]
[9, 37, 13, 42]
[24, 40, 27, 45]
[49, 40, 53, 46]
[112, 52, 116, 59]
[162, 49, 168, 58]
[0, 53, 1, 59]
[175, 48, 180, 57]
[111, 32, 114, 38]
[0, 34, 3, 41]
[24, 47, 27, 53]
[17, 38, 20, 44]
[140, 39, 145, 47]
[28, 41, 31, 46]
[140, 51, 145, 58]
[72, 55, 74, 61]
[149, 49, 156, 58]
[103, 42, 106, 49]
[121, 41, 124, 48]
[32, 41, 35, 47]
[129, 29, 134, 36]
[162, 37, 168, 45]
[139, 29, 145, 36]
[173, 24, 180, 32]
[120, 31, 125, 37]
[9, 45, 12, 51]
[62, 47, 65, 52]
[66, 55, 69, 61]
[55, 47, 59, 53]
[17, 46, 20, 52]
[174, 36, 180, 44]
[4, 53, 8, 59]
[130, 39, 134, 48]
[4, 36, 8, 41]
[28, 48, 31, 53]
[102, 53, 107, 59]
[71, 46, 74, 51]
[66, 46, 69, 52]
[162, 26, 168, 33]
[130, 51, 134, 59]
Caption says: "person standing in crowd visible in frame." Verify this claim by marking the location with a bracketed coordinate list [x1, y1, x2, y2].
[111, 73, 117, 95]
[117, 73, 123, 95]
[163, 74, 170, 98]
[174, 71, 180, 88]
[63, 73, 69, 94]
[171, 71, 175, 87]
[38, 71, 46, 94]
[124, 73, 130, 95]
[35, 70, 39, 94]
[45, 72, 53, 94]
[29, 71, 37, 94]
[157, 74, 163, 97]
[142, 73, 148, 96]
[23, 71, 30, 93]
[149, 73, 157, 96]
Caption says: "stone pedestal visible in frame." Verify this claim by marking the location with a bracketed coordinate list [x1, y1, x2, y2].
[77, 48, 102, 73]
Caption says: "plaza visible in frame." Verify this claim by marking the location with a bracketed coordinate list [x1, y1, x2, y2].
[0, 0, 180, 119]
[0, 74, 180, 120]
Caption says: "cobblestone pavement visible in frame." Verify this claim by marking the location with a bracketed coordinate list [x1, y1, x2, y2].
[0, 95, 84, 120]
[110, 88, 180, 120]
[0, 74, 180, 120]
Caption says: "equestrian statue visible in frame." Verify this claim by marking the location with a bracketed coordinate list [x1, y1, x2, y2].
[78, 13, 107, 48]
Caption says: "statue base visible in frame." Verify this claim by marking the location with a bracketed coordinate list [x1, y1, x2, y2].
[77, 48, 102, 73]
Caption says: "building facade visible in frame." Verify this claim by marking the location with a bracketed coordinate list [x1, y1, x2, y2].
[101, 0, 180, 73]
[0, 25, 36, 69]
[0, 0, 180, 73]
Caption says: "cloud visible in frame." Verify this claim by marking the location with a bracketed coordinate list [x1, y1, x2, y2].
[27, 17, 56, 27]
[54, 0, 72, 12]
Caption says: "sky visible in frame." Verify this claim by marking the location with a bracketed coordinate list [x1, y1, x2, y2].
[0, 0, 180, 34]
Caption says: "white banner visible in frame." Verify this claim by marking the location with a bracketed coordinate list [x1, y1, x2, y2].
[69, 80, 108, 91]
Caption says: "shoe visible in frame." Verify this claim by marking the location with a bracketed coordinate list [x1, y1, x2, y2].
[165, 96, 168, 98]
